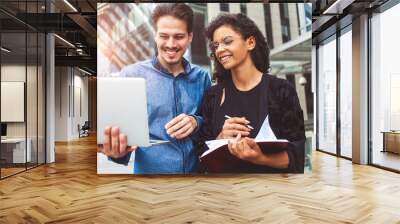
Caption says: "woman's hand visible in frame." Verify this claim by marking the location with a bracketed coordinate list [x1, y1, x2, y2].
[217, 116, 251, 139]
[227, 134, 265, 164]
[227, 134, 289, 168]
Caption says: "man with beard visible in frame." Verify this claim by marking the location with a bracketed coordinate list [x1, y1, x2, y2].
[98, 3, 211, 174]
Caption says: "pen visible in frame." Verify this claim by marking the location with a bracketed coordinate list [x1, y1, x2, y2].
[224, 115, 254, 130]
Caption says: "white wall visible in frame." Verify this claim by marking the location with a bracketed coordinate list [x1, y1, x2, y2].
[1, 63, 46, 163]
[1, 65, 37, 137]
[1, 66, 25, 127]
[55, 67, 89, 141]
[55, 66, 69, 141]
[72, 73, 89, 138]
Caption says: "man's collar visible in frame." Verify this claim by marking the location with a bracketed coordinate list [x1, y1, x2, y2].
[151, 56, 192, 76]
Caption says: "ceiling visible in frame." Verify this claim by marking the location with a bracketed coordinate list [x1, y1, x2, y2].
[0, 0, 97, 74]
[7, 1, 379, 76]
[312, 0, 391, 44]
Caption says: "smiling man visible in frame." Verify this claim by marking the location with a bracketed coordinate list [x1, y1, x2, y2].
[98, 3, 211, 174]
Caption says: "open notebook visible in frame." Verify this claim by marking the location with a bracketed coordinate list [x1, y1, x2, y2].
[200, 115, 288, 173]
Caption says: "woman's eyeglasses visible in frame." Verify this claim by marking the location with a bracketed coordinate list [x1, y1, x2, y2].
[209, 37, 234, 53]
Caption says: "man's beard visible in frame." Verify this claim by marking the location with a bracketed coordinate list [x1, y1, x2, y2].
[162, 48, 181, 64]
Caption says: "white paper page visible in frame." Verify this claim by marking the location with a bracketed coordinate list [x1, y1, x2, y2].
[202, 139, 230, 157]
[201, 115, 282, 158]
[255, 115, 277, 140]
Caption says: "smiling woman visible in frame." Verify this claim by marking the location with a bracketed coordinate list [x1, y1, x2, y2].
[207, 13, 270, 84]
[195, 13, 306, 173]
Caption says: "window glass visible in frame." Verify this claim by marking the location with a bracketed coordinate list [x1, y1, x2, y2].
[318, 36, 337, 154]
[340, 28, 352, 158]
[371, 3, 400, 171]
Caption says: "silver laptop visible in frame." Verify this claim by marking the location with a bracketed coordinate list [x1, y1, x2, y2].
[97, 77, 169, 147]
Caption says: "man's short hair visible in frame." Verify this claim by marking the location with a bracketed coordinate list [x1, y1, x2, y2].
[151, 3, 193, 33]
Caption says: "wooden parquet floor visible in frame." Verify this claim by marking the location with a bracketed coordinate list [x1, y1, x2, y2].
[1, 167, 26, 177]
[1, 135, 400, 224]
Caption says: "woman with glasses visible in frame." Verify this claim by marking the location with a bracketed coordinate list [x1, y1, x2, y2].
[196, 13, 306, 173]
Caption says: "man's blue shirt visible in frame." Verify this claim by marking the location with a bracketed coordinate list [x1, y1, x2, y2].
[113, 56, 211, 174]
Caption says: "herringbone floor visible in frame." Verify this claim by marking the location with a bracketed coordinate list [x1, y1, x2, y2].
[0, 135, 400, 223]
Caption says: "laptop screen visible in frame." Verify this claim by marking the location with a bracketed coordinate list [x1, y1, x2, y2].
[97, 77, 151, 147]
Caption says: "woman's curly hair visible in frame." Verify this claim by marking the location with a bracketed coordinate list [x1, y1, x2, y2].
[205, 13, 270, 83]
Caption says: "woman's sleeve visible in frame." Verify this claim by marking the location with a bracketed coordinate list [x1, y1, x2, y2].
[279, 82, 306, 173]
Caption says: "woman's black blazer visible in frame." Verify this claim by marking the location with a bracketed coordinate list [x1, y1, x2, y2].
[195, 74, 306, 173]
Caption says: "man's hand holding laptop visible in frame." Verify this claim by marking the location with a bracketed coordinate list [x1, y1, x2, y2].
[98, 126, 137, 159]
[99, 113, 197, 159]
